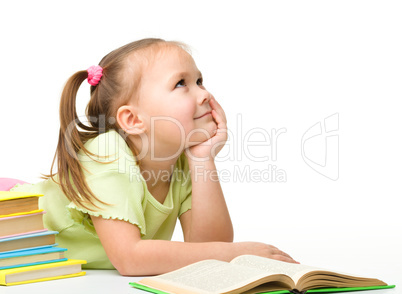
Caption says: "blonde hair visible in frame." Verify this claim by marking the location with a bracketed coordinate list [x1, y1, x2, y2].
[46, 38, 188, 210]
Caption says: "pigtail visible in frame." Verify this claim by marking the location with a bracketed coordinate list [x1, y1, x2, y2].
[47, 70, 107, 210]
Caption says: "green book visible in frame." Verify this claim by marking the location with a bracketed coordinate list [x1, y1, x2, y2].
[129, 255, 395, 294]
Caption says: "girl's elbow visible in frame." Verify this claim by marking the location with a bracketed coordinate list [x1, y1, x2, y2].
[116, 267, 131, 276]
[113, 258, 134, 276]
[114, 258, 143, 276]
[112, 244, 157, 276]
[110, 249, 143, 276]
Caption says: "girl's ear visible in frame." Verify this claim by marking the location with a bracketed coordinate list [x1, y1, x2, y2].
[116, 105, 146, 135]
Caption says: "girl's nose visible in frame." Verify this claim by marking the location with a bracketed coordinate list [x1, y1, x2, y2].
[197, 89, 212, 105]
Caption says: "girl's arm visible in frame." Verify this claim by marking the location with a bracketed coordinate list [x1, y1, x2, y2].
[91, 215, 297, 276]
[91, 98, 297, 276]
[179, 158, 233, 242]
[181, 97, 233, 242]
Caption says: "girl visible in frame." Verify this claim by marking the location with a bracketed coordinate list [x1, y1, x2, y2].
[6, 38, 297, 275]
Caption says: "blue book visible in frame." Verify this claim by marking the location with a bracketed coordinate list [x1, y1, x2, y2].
[0, 246, 67, 270]
[0, 230, 58, 253]
[1, 244, 59, 254]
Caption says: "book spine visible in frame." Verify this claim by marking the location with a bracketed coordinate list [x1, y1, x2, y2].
[0, 229, 48, 240]
[0, 258, 68, 270]
[4, 271, 86, 286]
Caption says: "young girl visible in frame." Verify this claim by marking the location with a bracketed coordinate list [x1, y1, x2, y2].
[5, 38, 297, 275]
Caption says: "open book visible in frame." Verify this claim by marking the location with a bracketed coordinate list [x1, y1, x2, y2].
[131, 255, 394, 294]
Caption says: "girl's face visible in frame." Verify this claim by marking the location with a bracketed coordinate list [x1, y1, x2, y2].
[136, 46, 217, 155]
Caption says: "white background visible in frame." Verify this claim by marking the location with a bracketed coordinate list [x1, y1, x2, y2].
[0, 0, 401, 290]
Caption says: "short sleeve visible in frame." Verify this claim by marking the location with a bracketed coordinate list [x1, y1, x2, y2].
[177, 153, 192, 217]
[67, 170, 147, 236]
[179, 192, 191, 217]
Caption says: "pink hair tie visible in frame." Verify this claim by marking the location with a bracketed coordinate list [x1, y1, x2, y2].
[87, 65, 103, 86]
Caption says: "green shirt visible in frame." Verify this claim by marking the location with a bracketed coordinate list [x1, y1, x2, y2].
[11, 130, 192, 269]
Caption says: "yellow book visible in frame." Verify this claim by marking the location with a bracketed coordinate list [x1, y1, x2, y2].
[0, 192, 43, 217]
[0, 259, 87, 286]
[0, 192, 43, 202]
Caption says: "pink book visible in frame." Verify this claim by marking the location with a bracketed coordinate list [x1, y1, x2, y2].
[0, 211, 46, 238]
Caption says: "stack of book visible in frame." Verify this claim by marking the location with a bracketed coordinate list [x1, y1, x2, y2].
[0, 191, 86, 286]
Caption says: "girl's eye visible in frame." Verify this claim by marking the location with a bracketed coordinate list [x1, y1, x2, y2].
[175, 79, 186, 88]
[175, 78, 203, 88]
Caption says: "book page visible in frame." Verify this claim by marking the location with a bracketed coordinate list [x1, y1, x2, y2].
[231, 255, 387, 290]
[230, 255, 321, 284]
[141, 259, 289, 294]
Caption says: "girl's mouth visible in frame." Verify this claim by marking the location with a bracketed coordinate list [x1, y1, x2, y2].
[195, 111, 212, 119]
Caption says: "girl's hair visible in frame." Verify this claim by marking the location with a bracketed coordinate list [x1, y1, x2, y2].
[46, 38, 187, 210]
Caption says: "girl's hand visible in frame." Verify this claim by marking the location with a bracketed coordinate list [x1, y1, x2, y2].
[235, 242, 299, 264]
[185, 97, 228, 162]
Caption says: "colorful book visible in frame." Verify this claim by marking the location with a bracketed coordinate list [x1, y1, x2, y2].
[0, 246, 67, 270]
[131, 255, 395, 294]
[0, 230, 58, 253]
[2, 244, 58, 255]
[0, 211, 45, 238]
[0, 259, 86, 286]
[0, 191, 43, 217]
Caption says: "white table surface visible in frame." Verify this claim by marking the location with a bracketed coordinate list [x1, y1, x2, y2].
[0, 269, 398, 294]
